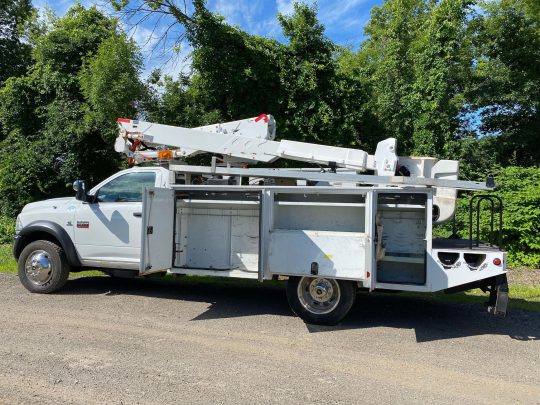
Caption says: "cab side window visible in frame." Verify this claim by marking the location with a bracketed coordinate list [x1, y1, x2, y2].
[97, 172, 156, 203]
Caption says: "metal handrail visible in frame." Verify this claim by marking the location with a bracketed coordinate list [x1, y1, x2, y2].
[469, 195, 503, 250]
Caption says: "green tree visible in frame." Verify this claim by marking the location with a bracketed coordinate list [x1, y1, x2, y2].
[144, 71, 221, 127]
[360, 0, 425, 154]
[185, 1, 285, 123]
[0, 0, 34, 85]
[79, 33, 145, 141]
[360, 0, 474, 157]
[117, 1, 377, 150]
[276, 4, 375, 149]
[408, 0, 474, 156]
[468, 0, 540, 166]
[0, 5, 145, 216]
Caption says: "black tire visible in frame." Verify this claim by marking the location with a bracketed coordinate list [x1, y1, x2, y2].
[286, 276, 356, 325]
[18, 240, 70, 293]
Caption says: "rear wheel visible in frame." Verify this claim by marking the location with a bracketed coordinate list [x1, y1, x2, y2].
[286, 276, 356, 325]
[18, 240, 70, 293]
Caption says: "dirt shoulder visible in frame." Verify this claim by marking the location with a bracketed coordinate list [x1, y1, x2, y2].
[1, 273, 539, 404]
[508, 267, 540, 287]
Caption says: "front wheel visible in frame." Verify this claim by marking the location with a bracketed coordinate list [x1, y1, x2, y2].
[18, 240, 70, 293]
[286, 276, 356, 325]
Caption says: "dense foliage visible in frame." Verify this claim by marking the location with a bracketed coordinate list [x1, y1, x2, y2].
[0, 0, 538, 265]
[0, 4, 144, 216]
[0, 0, 33, 85]
[0, 215, 14, 243]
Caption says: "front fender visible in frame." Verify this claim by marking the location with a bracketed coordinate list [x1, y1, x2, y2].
[14, 221, 81, 267]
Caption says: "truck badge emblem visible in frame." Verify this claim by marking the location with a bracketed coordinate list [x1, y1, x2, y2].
[77, 221, 89, 229]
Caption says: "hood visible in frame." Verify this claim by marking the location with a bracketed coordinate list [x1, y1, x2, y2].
[21, 197, 76, 213]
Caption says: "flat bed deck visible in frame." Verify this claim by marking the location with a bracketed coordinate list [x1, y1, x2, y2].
[432, 238, 501, 251]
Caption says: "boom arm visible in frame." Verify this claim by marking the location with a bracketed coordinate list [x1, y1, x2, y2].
[114, 114, 494, 225]
[115, 115, 398, 175]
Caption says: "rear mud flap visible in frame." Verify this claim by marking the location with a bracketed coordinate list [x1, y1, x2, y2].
[487, 274, 509, 317]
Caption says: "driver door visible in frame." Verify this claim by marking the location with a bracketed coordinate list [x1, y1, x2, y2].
[74, 170, 160, 269]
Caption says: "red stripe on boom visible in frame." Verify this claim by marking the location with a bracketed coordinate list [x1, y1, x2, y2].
[255, 114, 269, 123]
[117, 118, 131, 123]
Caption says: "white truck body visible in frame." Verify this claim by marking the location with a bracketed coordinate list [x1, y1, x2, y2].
[16, 165, 506, 292]
[14, 115, 509, 324]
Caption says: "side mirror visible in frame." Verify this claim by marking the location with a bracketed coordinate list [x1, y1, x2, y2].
[73, 180, 90, 202]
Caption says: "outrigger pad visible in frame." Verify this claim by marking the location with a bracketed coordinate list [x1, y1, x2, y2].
[487, 274, 509, 317]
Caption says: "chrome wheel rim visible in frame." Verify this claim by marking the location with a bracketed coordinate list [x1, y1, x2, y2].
[24, 250, 53, 286]
[297, 277, 341, 315]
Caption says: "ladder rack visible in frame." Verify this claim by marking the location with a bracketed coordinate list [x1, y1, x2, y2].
[169, 164, 493, 191]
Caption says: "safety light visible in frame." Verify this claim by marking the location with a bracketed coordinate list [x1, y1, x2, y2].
[493, 258, 502, 266]
[157, 149, 173, 160]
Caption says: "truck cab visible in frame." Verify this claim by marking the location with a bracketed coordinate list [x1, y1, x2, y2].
[14, 167, 170, 279]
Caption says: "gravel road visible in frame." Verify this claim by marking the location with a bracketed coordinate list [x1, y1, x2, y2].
[0, 273, 539, 404]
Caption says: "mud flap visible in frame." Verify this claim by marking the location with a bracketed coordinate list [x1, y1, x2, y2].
[487, 274, 509, 317]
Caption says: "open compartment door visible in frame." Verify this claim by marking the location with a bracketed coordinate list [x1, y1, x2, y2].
[140, 187, 175, 275]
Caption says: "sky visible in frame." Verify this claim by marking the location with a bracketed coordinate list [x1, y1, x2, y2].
[32, 0, 384, 76]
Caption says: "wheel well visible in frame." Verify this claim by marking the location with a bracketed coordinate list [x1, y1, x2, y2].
[15, 231, 61, 259]
[25, 231, 60, 245]
[15, 221, 82, 267]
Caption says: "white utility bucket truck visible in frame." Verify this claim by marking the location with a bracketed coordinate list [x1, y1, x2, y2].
[14, 114, 508, 325]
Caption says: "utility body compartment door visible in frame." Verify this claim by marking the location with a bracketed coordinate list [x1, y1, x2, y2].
[141, 187, 174, 274]
[268, 230, 369, 280]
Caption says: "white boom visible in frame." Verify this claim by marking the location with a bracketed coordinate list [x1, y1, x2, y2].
[115, 114, 398, 175]
[115, 114, 492, 225]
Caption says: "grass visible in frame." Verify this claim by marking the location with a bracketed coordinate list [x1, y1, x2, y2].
[0, 243, 16, 273]
[2, 243, 539, 312]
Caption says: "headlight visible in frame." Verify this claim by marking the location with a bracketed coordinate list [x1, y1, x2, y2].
[15, 216, 23, 234]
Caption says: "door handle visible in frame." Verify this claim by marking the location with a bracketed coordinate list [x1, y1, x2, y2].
[133, 212, 142, 217]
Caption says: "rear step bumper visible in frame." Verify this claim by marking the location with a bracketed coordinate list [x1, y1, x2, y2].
[444, 274, 509, 317]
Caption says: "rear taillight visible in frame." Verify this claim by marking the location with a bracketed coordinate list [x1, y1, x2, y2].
[493, 258, 502, 266]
